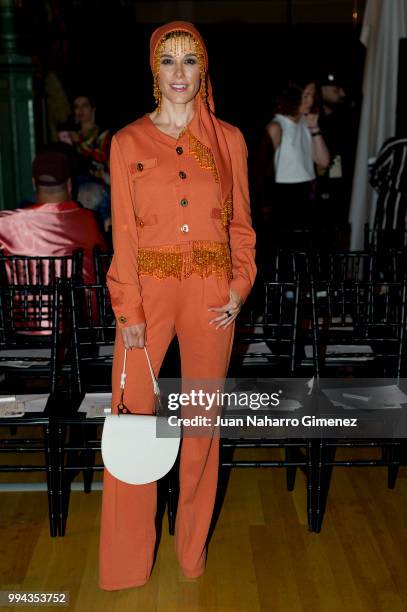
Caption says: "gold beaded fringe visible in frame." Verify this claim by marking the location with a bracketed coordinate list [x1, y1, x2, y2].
[186, 132, 233, 230]
[188, 131, 219, 183]
[221, 192, 233, 229]
[137, 241, 232, 280]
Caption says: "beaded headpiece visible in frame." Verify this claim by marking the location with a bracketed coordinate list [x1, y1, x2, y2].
[152, 30, 208, 113]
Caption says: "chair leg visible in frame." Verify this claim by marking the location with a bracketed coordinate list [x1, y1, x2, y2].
[44, 422, 58, 537]
[387, 441, 401, 489]
[307, 440, 315, 531]
[285, 446, 297, 491]
[82, 424, 95, 494]
[313, 441, 335, 533]
[167, 465, 179, 536]
[57, 422, 67, 537]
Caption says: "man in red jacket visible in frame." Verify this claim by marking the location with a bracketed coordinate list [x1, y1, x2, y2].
[0, 150, 106, 282]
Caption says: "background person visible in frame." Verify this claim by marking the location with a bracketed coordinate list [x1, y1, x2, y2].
[0, 149, 106, 284]
[317, 70, 357, 245]
[66, 93, 112, 231]
[265, 76, 330, 249]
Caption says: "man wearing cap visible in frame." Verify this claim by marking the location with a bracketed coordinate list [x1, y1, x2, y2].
[317, 71, 357, 246]
[0, 150, 106, 282]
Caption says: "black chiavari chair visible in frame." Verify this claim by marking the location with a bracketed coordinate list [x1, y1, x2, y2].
[0, 279, 68, 537]
[219, 275, 316, 531]
[93, 245, 113, 284]
[309, 276, 407, 531]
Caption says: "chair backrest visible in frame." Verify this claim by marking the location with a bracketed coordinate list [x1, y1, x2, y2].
[309, 278, 407, 380]
[93, 245, 113, 283]
[313, 251, 375, 282]
[232, 276, 300, 375]
[70, 281, 115, 393]
[264, 250, 311, 282]
[0, 250, 83, 285]
[0, 251, 82, 332]
[264, 248, 407, 283]
[0, 279, 67, 392]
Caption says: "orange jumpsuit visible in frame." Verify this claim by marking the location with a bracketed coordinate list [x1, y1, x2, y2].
[99, 112, 256, 590]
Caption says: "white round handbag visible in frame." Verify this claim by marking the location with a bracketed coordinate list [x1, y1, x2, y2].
[101, 347, 181, 485]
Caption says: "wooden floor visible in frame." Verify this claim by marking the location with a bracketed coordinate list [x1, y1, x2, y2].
[1, 446, 407, 612]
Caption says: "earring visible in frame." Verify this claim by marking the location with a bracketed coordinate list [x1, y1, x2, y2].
[200, 72, 207, 105]
[153, 75, 161, 113]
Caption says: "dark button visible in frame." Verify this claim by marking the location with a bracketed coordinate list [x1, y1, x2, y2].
[139, 219, 144, 227]
[118, 315, 127, 324]
[179, 171, 187, 179]
[176, 146, 183, 155]
[136, 162, 144, 172]
[180, 198, 188, 207]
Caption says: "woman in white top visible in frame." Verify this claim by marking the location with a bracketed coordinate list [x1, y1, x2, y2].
[266, 77, 330, 247]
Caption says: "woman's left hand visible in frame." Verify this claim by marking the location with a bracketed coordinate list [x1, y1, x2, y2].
[208, 288, 242, 329]
[304, 113, 319, 129]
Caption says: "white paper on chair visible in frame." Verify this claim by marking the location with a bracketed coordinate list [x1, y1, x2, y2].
[270, 398, 301, 411]
[329, 315, 354, 330]
[78, 393, 112, 418]
[322, 385, 407, 410]
[305, 345, 373, 361]
[243, 342, 272, 355]
[98, 346, 114, 358]
[0, 349, 51, 358]
[0, 394, 49, 418]
[0, 360, 51, 368]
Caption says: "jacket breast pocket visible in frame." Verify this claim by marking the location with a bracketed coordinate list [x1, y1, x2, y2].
[129, 158, 158, 177]
[135, 214, 158, 228]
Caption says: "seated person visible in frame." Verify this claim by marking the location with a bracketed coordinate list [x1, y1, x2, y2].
[0, 150, 106, 283]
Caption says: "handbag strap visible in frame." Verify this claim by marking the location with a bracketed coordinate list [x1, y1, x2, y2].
[118, 347, 162, 415]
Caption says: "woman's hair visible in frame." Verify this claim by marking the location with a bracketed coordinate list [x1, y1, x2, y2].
[72, 93, 97, 108]
[273, 76, 316, 116]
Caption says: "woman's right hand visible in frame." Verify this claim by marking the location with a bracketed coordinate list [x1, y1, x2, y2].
[120, 323, 146, 349]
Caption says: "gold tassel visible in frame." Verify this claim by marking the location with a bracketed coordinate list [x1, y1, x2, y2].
[188, 131, 219, 183]
[137, 241, 232, 280]
[200, 72, 208, 105]
[221, 193, 233, 229]
[153, 74, 161, 113]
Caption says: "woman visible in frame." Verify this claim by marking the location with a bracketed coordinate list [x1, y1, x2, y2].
[266, 77, 330, 247]
[99, 21, 256, 590]
[69, 94, 112, 229]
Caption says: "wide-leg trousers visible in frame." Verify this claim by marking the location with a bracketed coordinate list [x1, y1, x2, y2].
[99, 274, 235, 590]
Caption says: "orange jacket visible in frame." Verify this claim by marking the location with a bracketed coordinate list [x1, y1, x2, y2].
[107, 114, 256, 327]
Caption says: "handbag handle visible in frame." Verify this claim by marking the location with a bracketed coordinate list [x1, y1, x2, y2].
[117, 347, 163, 415]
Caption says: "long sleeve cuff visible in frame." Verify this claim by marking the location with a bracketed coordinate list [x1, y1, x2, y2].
[115, 304, 146, 328]
[106, 276, 146, 327]
[230, 275, 253, 304]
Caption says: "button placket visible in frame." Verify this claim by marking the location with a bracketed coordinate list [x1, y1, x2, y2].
[175, 133, 190, 236]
